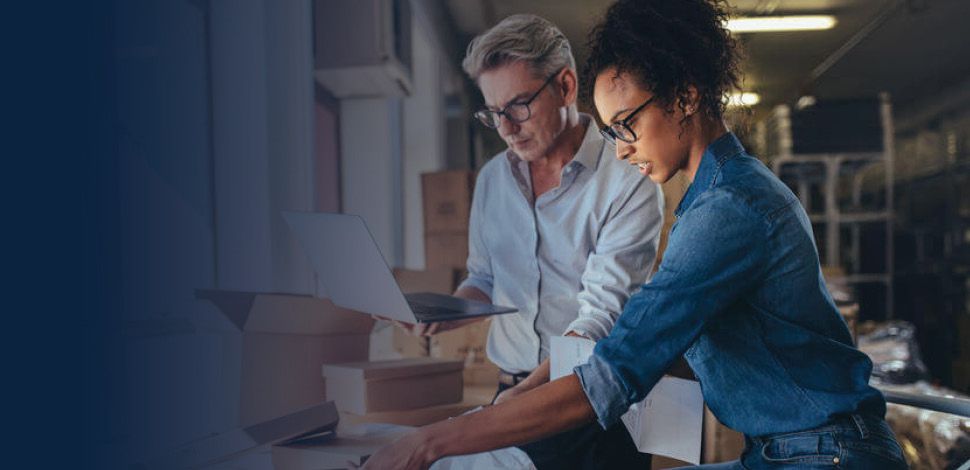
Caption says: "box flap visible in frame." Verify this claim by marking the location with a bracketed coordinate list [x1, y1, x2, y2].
[322, 357, 463, 381]
[196, 289, 257, 331]
[196, 289, 374, 335]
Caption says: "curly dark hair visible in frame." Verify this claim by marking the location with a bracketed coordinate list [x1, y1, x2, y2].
[584, 0, 743, 126]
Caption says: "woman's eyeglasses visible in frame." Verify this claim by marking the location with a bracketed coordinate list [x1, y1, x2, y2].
[599, 96, 656, 145]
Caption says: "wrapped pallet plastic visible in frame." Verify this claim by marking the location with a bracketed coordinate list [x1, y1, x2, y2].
[858, 323, 970, 469]
[879, 382, 970, 470]
[857, 321, 931, 385]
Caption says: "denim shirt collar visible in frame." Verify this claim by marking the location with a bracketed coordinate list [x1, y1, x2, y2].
[674, 131, 745, 218]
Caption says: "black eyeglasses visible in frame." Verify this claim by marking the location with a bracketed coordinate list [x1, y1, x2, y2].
[599, 96, 656, 145]
[474, 68, 565, 128]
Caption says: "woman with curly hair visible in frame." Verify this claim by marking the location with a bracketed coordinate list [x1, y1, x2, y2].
[358, 0, 908, 468]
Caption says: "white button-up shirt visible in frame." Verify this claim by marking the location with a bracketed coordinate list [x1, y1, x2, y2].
[459, 115, 664, 373]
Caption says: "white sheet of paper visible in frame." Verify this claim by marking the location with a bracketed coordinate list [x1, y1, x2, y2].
[550, 336, 703, 464]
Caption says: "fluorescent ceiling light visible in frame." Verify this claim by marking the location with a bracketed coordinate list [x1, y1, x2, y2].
[727, 92, 760, 107]
[726, 15, 837, 33]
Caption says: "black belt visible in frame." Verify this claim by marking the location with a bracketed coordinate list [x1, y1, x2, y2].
[498, 370, 531, 386]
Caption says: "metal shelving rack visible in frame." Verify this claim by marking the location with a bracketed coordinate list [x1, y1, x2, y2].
[770, 93, 895, 319]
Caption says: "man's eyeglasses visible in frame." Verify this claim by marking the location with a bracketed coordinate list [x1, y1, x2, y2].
[599, 96, 656, 145]
[474, 68, 565, 129]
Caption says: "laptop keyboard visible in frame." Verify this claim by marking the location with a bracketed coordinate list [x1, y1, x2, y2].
[408, 302, 460, 316]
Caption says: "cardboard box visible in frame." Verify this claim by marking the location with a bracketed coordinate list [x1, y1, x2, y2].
[321, 357, 464, 415]
[653, 456, 693, 469]
[424, 232, 469, 269]
[392, 267, 460, 295]
[272, 423, 414, 470]
[422, 170, 475, 233]
[338, 386, 494, 428]
[702, 407, 744, 463]
[389, 268, 461, 358]
[431, 318, 499, 386]
[196, 289, 375, 428]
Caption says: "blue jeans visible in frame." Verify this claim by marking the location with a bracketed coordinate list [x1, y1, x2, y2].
[676, 414, 908, 470]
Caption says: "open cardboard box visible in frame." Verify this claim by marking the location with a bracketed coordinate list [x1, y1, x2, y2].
[196, 289, 375, 428]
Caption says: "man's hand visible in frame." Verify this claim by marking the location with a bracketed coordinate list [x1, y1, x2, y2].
[493, 384, 526, 405]
[372, 286, 491, 337]
[375, 316, 443, 337]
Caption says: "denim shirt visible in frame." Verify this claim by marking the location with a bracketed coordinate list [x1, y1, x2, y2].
[574, 132, 886, 437]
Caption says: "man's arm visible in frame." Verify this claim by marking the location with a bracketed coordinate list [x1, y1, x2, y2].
[566, 175, 663, 341]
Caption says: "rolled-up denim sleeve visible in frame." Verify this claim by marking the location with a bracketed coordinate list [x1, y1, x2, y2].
[457, 171, 493, 296]
[575, 189, 771, 428]
[566, 176, 663, 341]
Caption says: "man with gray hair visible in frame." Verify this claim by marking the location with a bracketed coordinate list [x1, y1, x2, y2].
[394, 14, 662, 469]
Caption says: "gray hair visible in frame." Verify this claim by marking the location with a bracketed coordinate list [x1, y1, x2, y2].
[462, 14, 576, 81]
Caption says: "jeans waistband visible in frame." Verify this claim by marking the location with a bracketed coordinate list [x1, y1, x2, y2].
[750, 413, 882, 445]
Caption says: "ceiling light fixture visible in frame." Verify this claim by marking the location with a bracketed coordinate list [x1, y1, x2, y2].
[726, 15, 837, 33]
[727, 92, 760, 107]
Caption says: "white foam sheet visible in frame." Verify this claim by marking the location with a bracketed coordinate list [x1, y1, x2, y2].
[550, 336, 704, 464]
[430, 447, 536, 470]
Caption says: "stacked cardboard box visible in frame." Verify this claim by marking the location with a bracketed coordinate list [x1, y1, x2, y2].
[337, 385, 495, 428]
[431, 318, 499, 387]
[196, 289, 374, 428]
[390, 267, 459, 358]
[321, 357, 464, 415]
[422, 170, 474, 269]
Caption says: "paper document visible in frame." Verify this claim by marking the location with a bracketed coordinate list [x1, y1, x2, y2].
[550, 336, 704, 464]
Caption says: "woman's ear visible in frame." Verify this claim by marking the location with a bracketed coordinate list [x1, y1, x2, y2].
[680, 86, 700, 116]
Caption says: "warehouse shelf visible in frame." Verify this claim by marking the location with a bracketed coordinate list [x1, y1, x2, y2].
[770, 93, 895, 319]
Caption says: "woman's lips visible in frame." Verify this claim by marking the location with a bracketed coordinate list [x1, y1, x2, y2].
[635, 161, 653, 175]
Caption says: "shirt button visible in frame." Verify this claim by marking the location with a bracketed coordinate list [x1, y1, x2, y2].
[833, 457, 840, 463]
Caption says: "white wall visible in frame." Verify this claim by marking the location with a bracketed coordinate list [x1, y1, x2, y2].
[339, 98, 404, 269]
[210, 0, 316, 294]
[401, 22, 446, 269]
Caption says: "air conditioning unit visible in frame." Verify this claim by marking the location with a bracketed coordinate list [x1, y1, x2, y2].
[313, 0, 412, 98]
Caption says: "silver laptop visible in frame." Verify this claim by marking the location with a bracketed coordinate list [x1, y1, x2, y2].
[283, 211, 517, 323]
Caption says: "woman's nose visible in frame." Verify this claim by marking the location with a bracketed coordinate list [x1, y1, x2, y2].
[615, 142, 633, 161]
